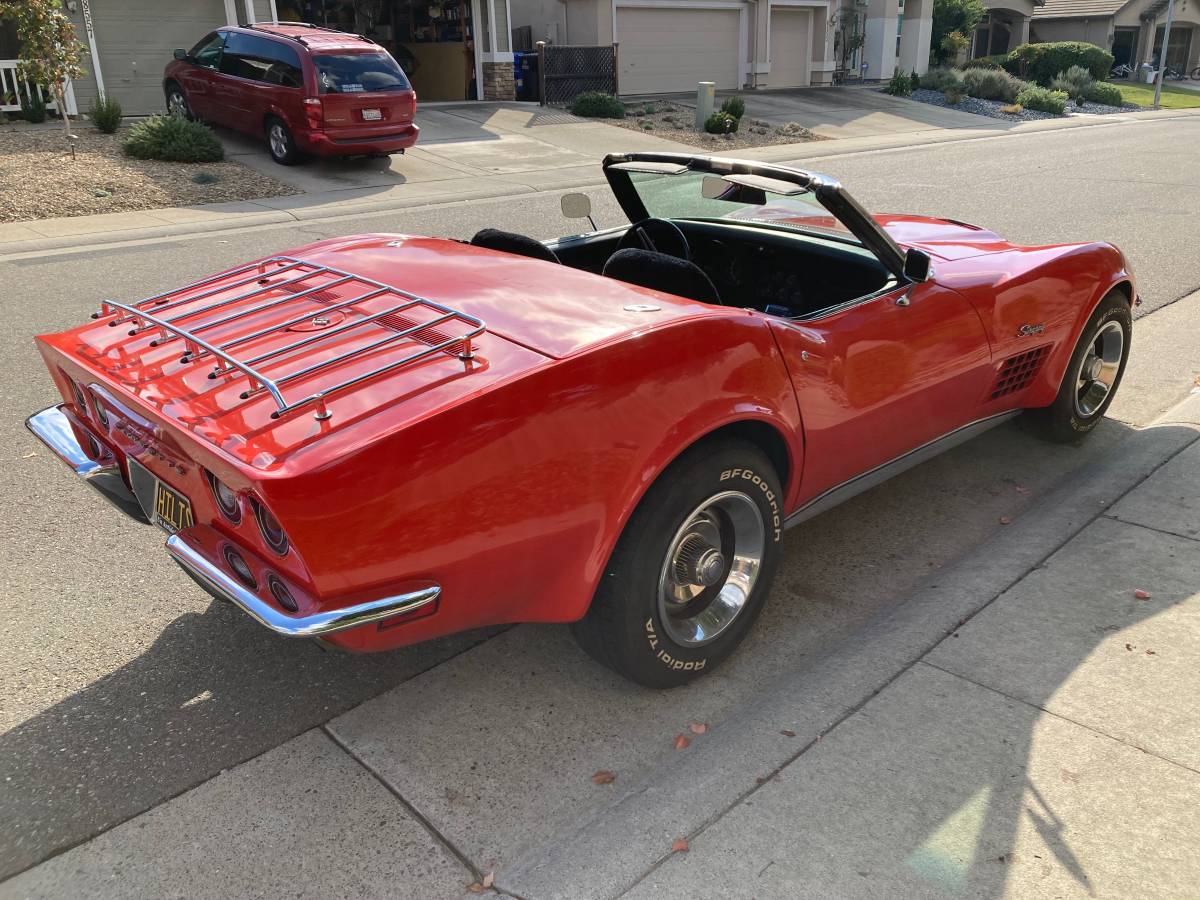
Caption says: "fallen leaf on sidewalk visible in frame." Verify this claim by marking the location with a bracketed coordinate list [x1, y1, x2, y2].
[467, 883, 484, 893]
[672, 838, 689, 853]
[482, 871, 495, 889]
[674, 733, 692, 750]
[689, 722, 708, 734]
[1015, 485, 1031, 495]
[1146, 649, 1157, 656]
[780, 729, 796, 737]
[1125, 643, 1135, 651]
[591, 770, 616, 785]
[22, 452, 36, 459]
[1133, 589, 1151, 600]
[999, 516, 1012, 525]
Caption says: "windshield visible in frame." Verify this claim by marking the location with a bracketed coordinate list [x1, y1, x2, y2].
[625, 168, 859, 244]
[313, 51, 411, 93]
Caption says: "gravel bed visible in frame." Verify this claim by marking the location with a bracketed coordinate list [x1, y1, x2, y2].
[905, 88, 1137, 122]
[608, 101, 823, 149]
[0, 124, 297, 224]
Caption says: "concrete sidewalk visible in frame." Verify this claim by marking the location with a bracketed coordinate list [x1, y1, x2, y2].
[2, 102, 1196, 259]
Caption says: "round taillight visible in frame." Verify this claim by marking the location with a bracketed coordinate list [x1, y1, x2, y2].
[90, 391, 110, 427]
[208, 473, 241, 523]
[71, 381, 88, 416]
[254, 500, 289, 556]
[267, 575, 298, 612]
[222, 545, 256, 590]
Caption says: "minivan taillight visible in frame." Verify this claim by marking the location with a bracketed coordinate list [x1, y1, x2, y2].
[303, 97, 323, 130]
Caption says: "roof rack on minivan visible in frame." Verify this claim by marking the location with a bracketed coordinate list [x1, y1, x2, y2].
[247, 22, 375, 45]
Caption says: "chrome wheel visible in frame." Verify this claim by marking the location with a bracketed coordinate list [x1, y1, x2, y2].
[269, 123, 289, 159]
[1073, 320, 1124, 417]
[167, 90, 188, 118]
[657, 491, 765, 647]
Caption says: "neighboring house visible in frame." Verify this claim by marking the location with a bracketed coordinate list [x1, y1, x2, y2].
[972, 0, 1042, 57]
[2, 0, 519, 116]
[976, 0, 1200, 74]
[509, 0, 934, 94]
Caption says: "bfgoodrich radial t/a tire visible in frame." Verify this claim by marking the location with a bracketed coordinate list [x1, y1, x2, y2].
[1027, 290, 1131, 443]
[572, 437, 784, 688]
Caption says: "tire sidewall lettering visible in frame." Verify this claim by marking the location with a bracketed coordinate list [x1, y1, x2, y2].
[719, 466, 782, 542]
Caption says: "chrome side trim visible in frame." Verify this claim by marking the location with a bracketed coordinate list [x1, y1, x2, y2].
[25, 405, 149, 523]
[165, 534, 440, 637]
[785, 411, 1021, 528]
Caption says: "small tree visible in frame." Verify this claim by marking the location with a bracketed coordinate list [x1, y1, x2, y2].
[931, 0, 986, 66]
[0, 0, 87, 138]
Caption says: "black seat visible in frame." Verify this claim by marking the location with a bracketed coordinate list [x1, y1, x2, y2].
[601, 248, 721, 306]
[470, 228, 560, 264]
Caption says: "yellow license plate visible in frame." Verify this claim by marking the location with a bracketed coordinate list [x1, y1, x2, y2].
[154, 479, 194, 533]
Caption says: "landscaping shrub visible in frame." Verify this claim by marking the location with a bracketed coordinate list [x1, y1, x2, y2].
[910, 70, 921, 93]
[939, 30, 971, 65]
[1048, 64, 1094, 100]
[999, 103, 1023, 114]
[943, 87, 966, 105]
[19, 86, 47, 124]
[884, 69, 913, 96]
[1084, 80, 1124, 107]
[88, 94, 123, 134]
[1009, 42, 1113, 85]
[931, 0, 986, 65]
[122, 115, 225, 162]
[569, 91, 625, 118]
[961, 67, 1024, 102]
[963, 55, 1004, 70]
[921, 68, 964, 92]
[1015, 84, 1068, 115]
[704, 111, 739, 134]
[719, 95, 746, 119]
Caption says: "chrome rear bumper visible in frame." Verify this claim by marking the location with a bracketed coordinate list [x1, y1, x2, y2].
[166, 530, 440, 638]
[25, 405, 149, 523]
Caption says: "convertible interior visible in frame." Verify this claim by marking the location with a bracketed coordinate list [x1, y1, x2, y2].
[469, 157, 899, 320]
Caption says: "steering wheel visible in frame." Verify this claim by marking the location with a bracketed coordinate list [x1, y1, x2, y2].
[616, 218, 690, 261]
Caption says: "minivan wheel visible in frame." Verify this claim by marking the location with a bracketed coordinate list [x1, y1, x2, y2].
[165, 84, 192, 120]
[266, 117, 301, 165]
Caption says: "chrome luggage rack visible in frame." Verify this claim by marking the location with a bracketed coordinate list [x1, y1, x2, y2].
[92, 256, 485, 421]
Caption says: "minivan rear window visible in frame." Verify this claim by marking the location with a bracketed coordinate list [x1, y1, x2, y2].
[313, 52, 411, 93]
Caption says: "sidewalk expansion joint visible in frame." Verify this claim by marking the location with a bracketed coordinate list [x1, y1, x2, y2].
[918, 660, 1200, 777]
[1102, 514, 1200, 545]
[321, 724, 486, 883]
[618, 424, 1200, 899]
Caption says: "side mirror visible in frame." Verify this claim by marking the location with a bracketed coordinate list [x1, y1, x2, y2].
[173, 48, 187, 60]
[560, 192, 596, 231]
[903, 248, 932, 283]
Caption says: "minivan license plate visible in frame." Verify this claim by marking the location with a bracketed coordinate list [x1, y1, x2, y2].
[362, 108, 382, 121]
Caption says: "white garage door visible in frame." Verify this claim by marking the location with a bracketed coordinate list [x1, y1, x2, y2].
[617, 6, 741, 95]
[769, 8, 811, 88]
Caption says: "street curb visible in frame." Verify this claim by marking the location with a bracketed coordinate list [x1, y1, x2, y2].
[498, 419, 1200, 900]
[3, 108, 1195, 260]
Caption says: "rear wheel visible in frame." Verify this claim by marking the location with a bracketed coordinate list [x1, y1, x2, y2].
[572, 438, 783, 688]
[266, 117, 301, 165]
[1027, 290, 1131, 443]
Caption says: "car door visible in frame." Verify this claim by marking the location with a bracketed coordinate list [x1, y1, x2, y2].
[177, 31, 226, 121]
[215, 31, 262, 134]
[770, 278, 995, 510]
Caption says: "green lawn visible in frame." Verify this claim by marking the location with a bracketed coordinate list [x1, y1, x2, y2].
[1106, 79, 1200, 109]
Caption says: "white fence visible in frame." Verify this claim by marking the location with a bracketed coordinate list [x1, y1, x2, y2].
[0, 60, 79, 116]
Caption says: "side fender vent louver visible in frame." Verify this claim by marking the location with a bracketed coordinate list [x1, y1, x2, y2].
[990, 345, 1051, 400]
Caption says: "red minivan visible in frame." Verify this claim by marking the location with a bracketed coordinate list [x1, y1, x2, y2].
[164, 22, 418, 165]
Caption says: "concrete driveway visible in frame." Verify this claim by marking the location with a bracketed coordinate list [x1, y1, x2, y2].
[628, 83, 1015, 140]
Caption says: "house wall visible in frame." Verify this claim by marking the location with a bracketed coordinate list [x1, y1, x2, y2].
[566, 0, 602, 42]
[1031, 17, 1112, 48]
[510, 0, 570, 43]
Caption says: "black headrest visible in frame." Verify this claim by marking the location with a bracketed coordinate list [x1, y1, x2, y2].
[470, 228, 560, 264]
[602, 248, 721, 306]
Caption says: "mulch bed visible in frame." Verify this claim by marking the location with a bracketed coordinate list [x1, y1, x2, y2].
[0, 123, 297, 224]
[607, 101, 822, 149]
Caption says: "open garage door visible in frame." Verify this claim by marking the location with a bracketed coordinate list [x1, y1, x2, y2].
[769, 7, 812, 88]
[617, 5, 742, 95]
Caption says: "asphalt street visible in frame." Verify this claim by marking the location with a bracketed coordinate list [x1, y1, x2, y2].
[1, 115, 1197, 883]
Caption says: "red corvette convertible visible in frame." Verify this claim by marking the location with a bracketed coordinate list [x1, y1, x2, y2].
[27, 153, 1133, 687]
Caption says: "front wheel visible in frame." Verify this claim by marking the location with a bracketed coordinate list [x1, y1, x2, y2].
[1026, 290, 1131, 443]
[572, 438, 783, 688]
[166, 84, 192, 120]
